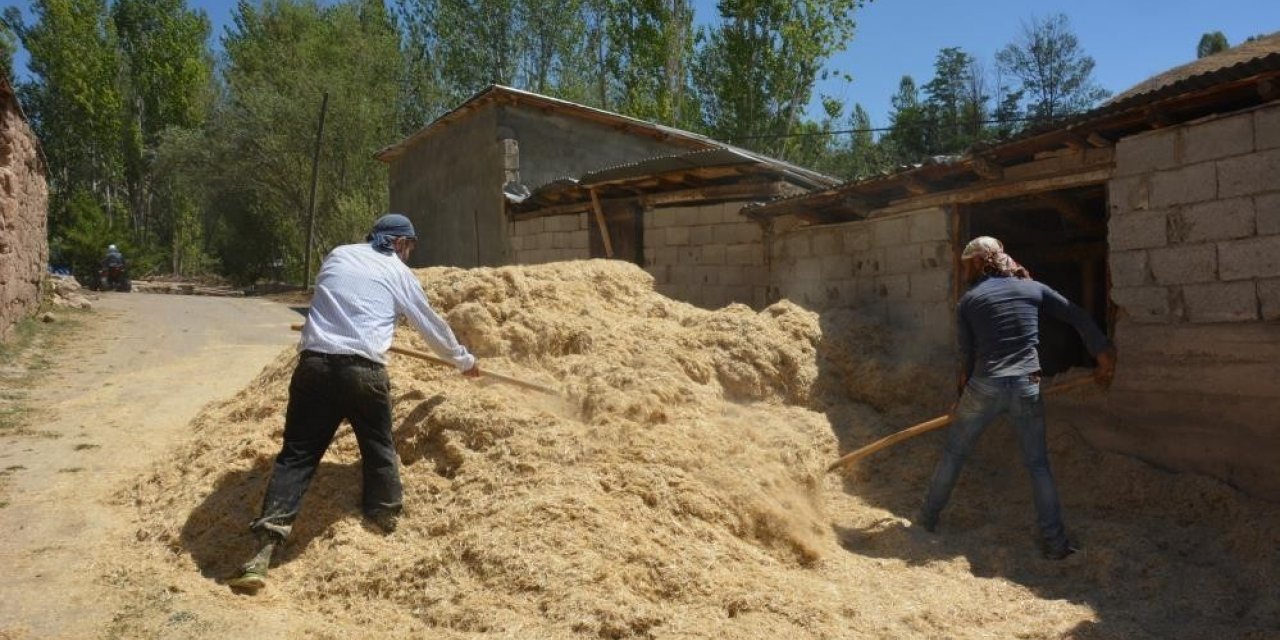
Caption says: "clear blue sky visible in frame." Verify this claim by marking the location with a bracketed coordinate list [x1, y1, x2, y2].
[10, 0, 1279, 128]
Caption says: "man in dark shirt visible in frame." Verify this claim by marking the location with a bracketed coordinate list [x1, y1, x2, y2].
[917, 236, 1117, 559]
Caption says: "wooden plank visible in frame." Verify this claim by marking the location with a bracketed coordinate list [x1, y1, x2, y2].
[642, 181, 788, 207]
[972, 156, 1004, 180]
[589, 188, 614, 258]
[874, 166, 1113, 217]
[1086, 132, 1114, 148]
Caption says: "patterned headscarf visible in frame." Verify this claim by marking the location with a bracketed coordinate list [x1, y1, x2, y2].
[961, 236, 1031, 280]
[367, 213, 416, 255]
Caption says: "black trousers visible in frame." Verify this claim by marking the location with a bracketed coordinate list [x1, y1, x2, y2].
[249, 351, 401, 542]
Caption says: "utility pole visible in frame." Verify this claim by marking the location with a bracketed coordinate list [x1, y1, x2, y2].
[303, 92, 330, 289]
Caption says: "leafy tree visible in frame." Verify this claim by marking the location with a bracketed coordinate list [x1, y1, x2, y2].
[1197, 31, 1229, 58]
[0, 16, 16, 80]
[111, 0, 212, 254]
[691, 0, 863, 159]
[883, 75, 930, 164]
[995, 13, 1109, 122]
[201, 0, 401, 283]
[606, 0, 696, 126]
[12, 0, 125, 250]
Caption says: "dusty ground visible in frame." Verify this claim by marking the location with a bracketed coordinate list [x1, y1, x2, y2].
[0, 292, 304, 638]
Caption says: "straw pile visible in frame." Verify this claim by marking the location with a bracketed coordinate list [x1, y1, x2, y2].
[120, 260, 1280, 639]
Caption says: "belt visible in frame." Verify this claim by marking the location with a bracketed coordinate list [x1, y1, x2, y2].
[300, 350, 384, 368]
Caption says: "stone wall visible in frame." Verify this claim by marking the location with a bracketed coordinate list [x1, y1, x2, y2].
[767, 207, 955, 348]
[1103, 100, 1280, 499]
[508, 213, 590, 264]
[0, 85, 48, 342]
[644, 202, 767, 309]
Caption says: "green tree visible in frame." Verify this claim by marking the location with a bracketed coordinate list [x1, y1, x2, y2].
[606, 0, 696, 125]
[883, 75, 931, 164]
[1197, 31, 1229, 58]
[200, 0, 401, 283]
[111, 0, 212, 259]
[12, 0, 125, 250]
[995, 13, 1109, 122]
[691, 0, 863, 159]
[922, 47, 988, 153]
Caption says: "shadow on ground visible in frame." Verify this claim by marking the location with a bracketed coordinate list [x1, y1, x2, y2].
[813, 309, 1279, 639]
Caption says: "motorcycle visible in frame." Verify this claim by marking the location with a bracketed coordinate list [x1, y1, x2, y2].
[97, 264, 132, 292]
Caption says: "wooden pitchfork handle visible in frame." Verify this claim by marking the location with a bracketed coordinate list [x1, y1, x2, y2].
[826, 375, 1097, 474]
[290, 323, 560, 396]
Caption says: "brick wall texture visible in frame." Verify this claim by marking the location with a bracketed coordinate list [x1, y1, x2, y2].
[508, 212, 591, 265]
[1108, 102, 1280, 325]
[766, 207, 954, 349]
[644, 202, 766, 309]
[0, 88, 48, 342]
[1105, 100, 1280, 500]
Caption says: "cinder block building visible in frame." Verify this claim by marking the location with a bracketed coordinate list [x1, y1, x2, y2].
[375, 86, 836, 309]
[749, 34, 1280, 500]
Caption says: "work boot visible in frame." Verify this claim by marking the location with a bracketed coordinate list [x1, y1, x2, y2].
[914, 510, 938, 534]
[227, 541, 276, 591]
[367, 509, 399, 534]
[1044, 540, 1081, 561]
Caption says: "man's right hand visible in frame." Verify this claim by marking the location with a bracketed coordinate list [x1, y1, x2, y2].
[462, 363, 482, 379]
[1094, 348, 1117, 389]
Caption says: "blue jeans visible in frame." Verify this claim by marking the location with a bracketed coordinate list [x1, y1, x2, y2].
[920, 375, 1069, 552]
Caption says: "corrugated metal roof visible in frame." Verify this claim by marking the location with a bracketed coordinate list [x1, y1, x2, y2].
[511, 146, 837, 208]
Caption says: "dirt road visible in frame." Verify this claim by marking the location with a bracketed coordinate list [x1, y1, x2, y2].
[0, 292, 303, 638]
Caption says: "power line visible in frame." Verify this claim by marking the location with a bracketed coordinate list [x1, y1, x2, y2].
[723, 115, 1051, 142]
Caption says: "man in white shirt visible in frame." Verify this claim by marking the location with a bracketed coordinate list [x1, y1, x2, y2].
[229, 213, 479, 591]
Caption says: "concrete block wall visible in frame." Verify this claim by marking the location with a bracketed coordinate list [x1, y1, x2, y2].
[0, 90, 48, 342]
[1103, 100, 1280, 500]
[643, 202, 768, 309]
[767, 206, 954, 350]
[507, 212, 590, 264]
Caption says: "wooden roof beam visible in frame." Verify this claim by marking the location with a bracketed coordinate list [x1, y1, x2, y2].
[1037, 191, 1102, 232]
[1085, 132, 1114, 148]
[972, 156, 1004, 180]
[902, 176, 931, 196]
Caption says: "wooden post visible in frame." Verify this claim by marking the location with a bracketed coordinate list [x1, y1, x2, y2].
[589, 188, 614, 258]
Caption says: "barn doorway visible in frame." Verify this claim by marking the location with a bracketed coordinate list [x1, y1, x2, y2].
[589, 200, 645, 265]
[958, 184, 1110, 376]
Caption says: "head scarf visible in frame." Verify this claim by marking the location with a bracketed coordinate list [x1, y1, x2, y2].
[367, 213, 416, 255]
[961, 235, 1031, 280]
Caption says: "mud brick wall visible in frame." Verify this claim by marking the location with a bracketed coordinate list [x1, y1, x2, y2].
[767, 207, 954, 344]
[508, 213, 591, 264]
[0, 86, 48, 342]
[1102, 101, 1280, 500]
[644, 202, 767, 309]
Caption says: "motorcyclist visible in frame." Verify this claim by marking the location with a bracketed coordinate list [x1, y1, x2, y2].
[102, 244, 125, 269]
[100, 244, 129, 291]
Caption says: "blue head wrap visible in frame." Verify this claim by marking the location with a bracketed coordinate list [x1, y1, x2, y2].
[367, 213, 416, 254]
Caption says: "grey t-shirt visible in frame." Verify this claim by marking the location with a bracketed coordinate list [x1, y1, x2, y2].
[957, 275, 1111, 379]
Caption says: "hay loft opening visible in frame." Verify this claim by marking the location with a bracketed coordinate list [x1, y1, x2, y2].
[959, 184, 1109, 376]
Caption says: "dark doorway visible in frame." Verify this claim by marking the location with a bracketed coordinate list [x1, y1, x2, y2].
[958, 184, 1110, 376]
[589, 201, 645, 265]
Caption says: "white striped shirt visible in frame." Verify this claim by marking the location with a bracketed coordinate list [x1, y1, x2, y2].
[299, 243, 475, 370]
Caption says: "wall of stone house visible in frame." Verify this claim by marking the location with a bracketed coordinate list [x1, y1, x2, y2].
[0, 86, 48, 342]
[1102, 100, 1280, 500]
[508, 213, 591, 264]
[766, 207, 955, 350]
[390, 105, 504, 268]
[643, 202, 767, 309]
